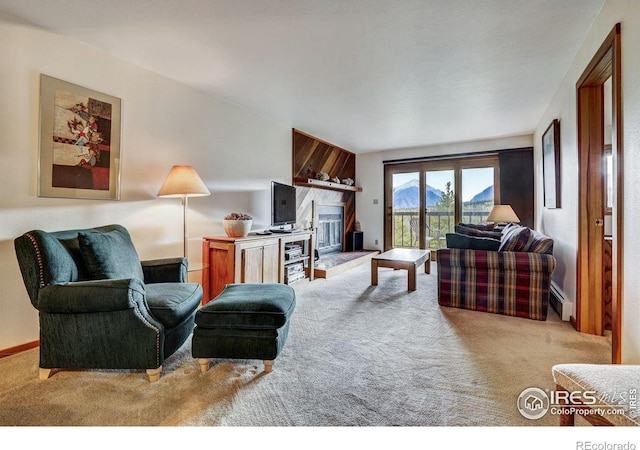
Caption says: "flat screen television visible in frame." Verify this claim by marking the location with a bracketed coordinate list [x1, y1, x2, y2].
[271, 181, 297, 227]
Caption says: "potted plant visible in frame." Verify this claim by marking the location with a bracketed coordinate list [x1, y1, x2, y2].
[223, 212, 253, 237]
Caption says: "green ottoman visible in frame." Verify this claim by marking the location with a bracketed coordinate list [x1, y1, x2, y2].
[192, 283, 296, 373]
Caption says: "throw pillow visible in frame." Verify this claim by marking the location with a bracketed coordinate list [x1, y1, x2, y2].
[78, 228, 144, 281]
[446, 233, 467, 249]
[499, 225, 533, 252]
[446, 233, 501, 251]
[527, 230, 554, 254]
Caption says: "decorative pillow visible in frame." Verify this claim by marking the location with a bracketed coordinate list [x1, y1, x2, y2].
[446, 233, 501, 251]
[527, 230, 554, 254]
[455, 225, 502, 240]
[78, 228, 144, 281]
[499, 225, 533, 252]
[458, 222, 495, 232]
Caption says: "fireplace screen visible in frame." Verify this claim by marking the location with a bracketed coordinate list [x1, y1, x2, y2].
[316, 205, 344, 255]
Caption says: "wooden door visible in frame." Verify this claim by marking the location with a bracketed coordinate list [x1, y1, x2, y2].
[577, 84, 605, 336]
[575, 24, 622, 363]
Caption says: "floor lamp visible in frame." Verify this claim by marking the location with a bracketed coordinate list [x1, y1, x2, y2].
[158, 165, 210, 261]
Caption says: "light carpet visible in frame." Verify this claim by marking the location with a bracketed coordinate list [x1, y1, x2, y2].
[0, 263, 610, 426]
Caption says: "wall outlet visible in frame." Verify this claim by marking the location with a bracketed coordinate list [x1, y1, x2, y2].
[375, 239, 379, 245]
[373, 199, 379, 205]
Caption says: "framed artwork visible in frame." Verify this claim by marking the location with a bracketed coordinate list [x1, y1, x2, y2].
[542, 119, 561, 208]
[39, 75, 121, 200]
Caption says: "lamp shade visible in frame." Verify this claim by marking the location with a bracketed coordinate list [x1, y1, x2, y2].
[487, 205, 520, 223]
[157, 165, 210, 197]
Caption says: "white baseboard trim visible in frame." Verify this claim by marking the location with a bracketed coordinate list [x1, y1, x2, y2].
[550, 282, 572, 322]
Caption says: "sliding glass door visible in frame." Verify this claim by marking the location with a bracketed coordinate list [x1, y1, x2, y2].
[425, 169, 455, 250]
[384, 156, 499, 251]
[390, 171, 420, 248]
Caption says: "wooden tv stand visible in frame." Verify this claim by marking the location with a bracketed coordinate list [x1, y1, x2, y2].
[201, 230, 315, 304]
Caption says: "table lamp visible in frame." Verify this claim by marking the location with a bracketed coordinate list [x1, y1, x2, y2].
[487, 205, 520, 230]
[158, 165, 210, 260]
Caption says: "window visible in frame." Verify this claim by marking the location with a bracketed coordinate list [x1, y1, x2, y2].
[461, 167, 495, 224]
[384, 156, 499, 250]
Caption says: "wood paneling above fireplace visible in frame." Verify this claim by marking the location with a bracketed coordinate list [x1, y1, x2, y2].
[293, 129, 357, 185]
[293, 129, 358, 243]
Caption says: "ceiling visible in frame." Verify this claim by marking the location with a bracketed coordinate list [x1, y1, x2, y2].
[0, 0, 605, 153]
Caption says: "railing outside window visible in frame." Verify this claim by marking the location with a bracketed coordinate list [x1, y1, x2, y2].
[393, 210, 489, 249]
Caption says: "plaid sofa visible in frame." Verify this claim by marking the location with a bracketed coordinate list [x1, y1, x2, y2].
[437, 225, 556, 320]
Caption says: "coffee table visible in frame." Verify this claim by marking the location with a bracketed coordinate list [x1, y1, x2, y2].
[371, 248, 431, 291]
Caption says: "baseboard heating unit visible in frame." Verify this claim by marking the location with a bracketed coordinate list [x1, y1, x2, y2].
[550, 282, 572, 322]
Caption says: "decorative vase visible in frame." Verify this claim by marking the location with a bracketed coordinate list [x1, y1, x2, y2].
[223, 219, 253, 237]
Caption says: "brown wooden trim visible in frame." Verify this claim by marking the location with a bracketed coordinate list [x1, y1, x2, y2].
[493, 159, 501, 206]
[383, 165, 394, 251]
[202, 238, 211, 303]
[576, 23, 620, 87]
[418, 171, 426, 249]
[611, 24, 623, 364]
[453, 164, 462, 225]
[384, 155, 499, 173]
[576, 23, 622, 363]
[0, 340, 39, 358]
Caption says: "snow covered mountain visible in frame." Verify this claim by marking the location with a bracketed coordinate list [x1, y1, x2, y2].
[393, 179, 493, 208]
[393, 179, 445, 208]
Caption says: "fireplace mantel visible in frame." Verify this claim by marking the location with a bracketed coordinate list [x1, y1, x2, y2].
[294, 177, 362, 192]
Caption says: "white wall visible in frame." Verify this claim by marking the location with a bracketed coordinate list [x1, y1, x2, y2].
[533, 0, 640, 362]
[0, 20, 291, 350]
[356, 135, 534, 250]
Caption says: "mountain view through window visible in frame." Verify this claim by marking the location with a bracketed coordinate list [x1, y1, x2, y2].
[391, 167, 494, 249]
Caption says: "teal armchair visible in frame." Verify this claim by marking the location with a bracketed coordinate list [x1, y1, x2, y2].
[14, 224, 202, 382]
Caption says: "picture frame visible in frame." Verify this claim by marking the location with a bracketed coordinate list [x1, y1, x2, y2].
[542, 119, 561, 208]
[39, 75, 122, 200]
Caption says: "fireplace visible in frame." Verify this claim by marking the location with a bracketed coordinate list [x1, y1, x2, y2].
[316, 204, 344, 255]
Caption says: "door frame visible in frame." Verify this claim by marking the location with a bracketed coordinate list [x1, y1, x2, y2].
[575, 23, 622, 363]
